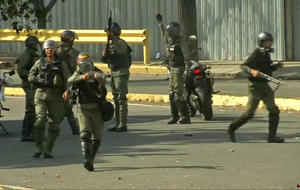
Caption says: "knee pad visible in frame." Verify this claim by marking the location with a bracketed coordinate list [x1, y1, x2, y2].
[169, 91, 175, 100]
[117, 96, 127, 105]
[34, 117, 47, 129]
[80, 131, 92, 141]
[269, 106, 280, 117]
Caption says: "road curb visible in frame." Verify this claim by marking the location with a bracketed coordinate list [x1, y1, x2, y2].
[95, 63, 168, 75]
[4, 87, 300, 112]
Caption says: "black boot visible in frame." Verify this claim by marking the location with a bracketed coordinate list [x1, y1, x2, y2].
[91, 139, 101, 162]
[21, 115, 34, 142]
[115, 123, 127, 132]
[81, 141, 94, 171]
[268, 113, 284, 143]
[168, 92, 179, 124]
[227, 124, 236, 143]
[176, 96, 191, 124]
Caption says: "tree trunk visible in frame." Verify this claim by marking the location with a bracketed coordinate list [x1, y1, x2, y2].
[37, 12, 47, 29]
[178, 0, 199, 61]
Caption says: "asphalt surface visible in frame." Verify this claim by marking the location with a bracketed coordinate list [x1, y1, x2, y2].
[8, 73, 300, 98]
[123, 75, 300, 98]
[0, 97, 300, 189]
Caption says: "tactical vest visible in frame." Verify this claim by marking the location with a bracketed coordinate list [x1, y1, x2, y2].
[109, 45, 132, 71]
[167, 44, 185, 67]
[35, 59, 62, 88]
[77, 80, 106, 104]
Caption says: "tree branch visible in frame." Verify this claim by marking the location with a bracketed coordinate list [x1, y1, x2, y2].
[45, 0, 58, 13]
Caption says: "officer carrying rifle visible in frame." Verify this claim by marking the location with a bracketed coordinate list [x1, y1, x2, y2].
[68, 53, 113, 171]
[227, 32, 285, 143]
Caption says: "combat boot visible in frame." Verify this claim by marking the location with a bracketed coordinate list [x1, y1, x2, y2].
[32, 122, 45, 158]
[91, 139, 101, 161]
[267, 136, 285, 143]
[227, 125, 236, 143]
[115, 122, 127, 132]
[21, 116, 34, 142]
[177, 98, 191, 124]
[178, 116, 191, 124]
[168, 93, 179, 124]
[43, 129, 59, 159]
[81, 141, 94, 171]
[267, 113, 284, 143]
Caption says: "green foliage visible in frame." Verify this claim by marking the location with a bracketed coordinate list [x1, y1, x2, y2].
[0, 0, 66, 31]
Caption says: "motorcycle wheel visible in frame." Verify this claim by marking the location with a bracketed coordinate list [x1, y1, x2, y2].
[199, 94, 213, 121]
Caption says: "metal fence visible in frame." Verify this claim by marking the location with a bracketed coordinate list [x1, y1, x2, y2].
[0, 0, 285, 61]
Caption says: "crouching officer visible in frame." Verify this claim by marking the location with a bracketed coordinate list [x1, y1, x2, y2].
[227, 32, 284, 143]
[68, 53, 107, 171]
[28, 40, 70, 158]
[156, 13, 191, 124]
[102, 22, 132, 132]
[17, 36, 40, 142]
[57, 30, 80, 135]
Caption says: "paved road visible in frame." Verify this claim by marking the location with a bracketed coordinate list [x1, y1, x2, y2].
[8, 71, 300, 98]
[0, 97, 300, 190]
[123, 75, 300, 98]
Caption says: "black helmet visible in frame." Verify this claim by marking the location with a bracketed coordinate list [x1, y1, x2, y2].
[61, 30, 78, 44]
[166, 22, 181, 39]
[258, 32, 273, 46]
[110, 22, 121, 36]
[25, 36, 39, 49]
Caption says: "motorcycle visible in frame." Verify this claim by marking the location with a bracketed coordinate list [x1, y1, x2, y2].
[185, 60, 216, 120]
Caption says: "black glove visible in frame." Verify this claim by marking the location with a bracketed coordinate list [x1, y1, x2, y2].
[156, 13, 163, 22]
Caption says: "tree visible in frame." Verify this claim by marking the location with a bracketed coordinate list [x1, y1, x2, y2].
[0, 0, 65, 30]
[178, 0, 199, 61]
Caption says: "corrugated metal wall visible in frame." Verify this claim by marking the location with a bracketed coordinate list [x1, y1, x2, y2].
[0, 0, 285, 61]
[196, 0, 285, 60]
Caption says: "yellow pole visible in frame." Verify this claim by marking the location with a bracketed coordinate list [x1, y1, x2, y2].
[143, 29, 150, 65]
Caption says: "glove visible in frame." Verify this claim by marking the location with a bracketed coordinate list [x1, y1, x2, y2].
[156, 13, 163, 22]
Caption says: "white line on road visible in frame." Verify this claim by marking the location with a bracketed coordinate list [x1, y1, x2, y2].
[0, 185, 34, 190]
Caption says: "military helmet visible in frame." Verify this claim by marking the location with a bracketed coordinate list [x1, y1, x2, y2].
[25, 36, 39, 49]
[77, 53, 94, 73]
[61, 30, 78, 44]
[166, 21, 181, 39]
[258, 32, 273, 46]
[43, 40, 58, 50]
[110, 22, 121, 36]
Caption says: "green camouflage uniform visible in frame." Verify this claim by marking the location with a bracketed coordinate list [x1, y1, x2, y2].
[28, 58, 70, 156]
[17, 47, 40, 139]
[68, 68, 106, 171]
[57, 43, 80, 134]
[159, 23, 190, 123]
[229, 48, 281, 139]
[102, 36, 131, 128]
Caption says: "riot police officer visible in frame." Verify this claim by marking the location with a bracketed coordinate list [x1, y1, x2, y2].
[28, 40, 70, 158]
[227, 32, 285, 143]
[156, 13, 191, 124]
[17, 36, 40, 142]
[102, 22, 132, 132]
[68, 53, 107, 171]
[56, 30, 80, 135]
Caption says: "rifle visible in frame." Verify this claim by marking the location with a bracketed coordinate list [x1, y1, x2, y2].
[105, 11, 112, 51]
[258, 72, 286, 92]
